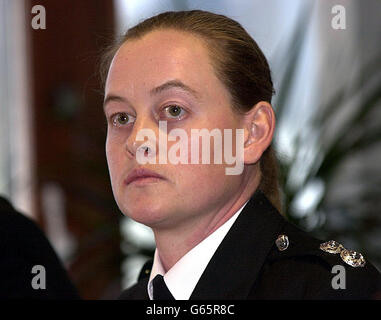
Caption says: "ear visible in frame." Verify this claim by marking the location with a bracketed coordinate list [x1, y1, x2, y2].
[243, 101, 275, 164]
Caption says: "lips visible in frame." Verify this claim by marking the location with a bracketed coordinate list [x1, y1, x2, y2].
[125, 168, 165, 185]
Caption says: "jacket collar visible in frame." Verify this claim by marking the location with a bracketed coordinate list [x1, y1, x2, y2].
[190, 190, 286, 299]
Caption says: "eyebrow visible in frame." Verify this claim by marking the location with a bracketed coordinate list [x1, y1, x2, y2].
[103, 95, 127, 112]
[103, 79, 199, 111]
[149, 79, 200, 98]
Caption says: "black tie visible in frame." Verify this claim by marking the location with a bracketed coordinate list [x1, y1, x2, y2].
[152, 275, 175, 300]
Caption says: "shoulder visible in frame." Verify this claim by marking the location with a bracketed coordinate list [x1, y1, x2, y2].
[119, 278, 149, 300]
[0, 196, 80, 299]
[0, 196, 57, 258]
[118, 260, 152, 300]
[0, 196, 45, 243]
[252, 221, 381, 299]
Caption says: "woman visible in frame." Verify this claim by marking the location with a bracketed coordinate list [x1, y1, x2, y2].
[101, 10, 380, 300]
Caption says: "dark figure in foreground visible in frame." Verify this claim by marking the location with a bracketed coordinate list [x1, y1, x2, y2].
[0, 196, 80, 299]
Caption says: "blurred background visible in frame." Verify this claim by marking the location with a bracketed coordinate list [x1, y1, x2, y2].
[0, 0, 380, 299]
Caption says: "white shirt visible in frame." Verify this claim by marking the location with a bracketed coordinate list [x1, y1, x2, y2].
[147, 200, 249, 300]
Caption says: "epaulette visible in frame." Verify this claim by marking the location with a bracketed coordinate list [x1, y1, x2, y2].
[269, 222, 368, 270]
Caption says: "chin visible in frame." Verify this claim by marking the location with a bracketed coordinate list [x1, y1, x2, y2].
[119, 198, 173, 227]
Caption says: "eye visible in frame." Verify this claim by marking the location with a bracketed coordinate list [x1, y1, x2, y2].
[111, 112, 135, 127]
[163, 105, 186, 119]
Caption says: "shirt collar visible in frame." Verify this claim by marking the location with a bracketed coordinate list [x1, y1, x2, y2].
[147, 200, 249, 300]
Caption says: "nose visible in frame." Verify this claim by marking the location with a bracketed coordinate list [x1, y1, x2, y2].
[125, 114, 158, 161]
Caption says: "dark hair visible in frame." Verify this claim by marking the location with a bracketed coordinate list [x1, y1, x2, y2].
[100, 10, 282, 213]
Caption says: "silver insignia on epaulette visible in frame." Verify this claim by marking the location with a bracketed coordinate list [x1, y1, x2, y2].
[276, 234, 289, 251]
[319, 240, 366, 268]
[319, 240, 344, 254]
[340, 249, 366, 268]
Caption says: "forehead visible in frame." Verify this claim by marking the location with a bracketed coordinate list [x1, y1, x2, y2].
[105, 29, 223, 96]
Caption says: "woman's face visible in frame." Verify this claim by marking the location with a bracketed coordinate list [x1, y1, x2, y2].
[104, 29, 247, 230]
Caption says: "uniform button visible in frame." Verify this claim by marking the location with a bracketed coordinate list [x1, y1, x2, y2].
[276, 234, 289, 251]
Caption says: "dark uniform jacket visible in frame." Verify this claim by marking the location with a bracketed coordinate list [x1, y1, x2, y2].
[0, 196, 80, 299]
[119, 190, 381, 300]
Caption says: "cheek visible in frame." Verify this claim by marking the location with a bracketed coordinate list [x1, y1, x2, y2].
[173, 162, 228, 195]
[105, 136, 113, 168]
[105, 135, 123, 181]
[170, 162, 239, 215]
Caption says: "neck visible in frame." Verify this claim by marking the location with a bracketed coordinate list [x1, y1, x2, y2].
[152, 167, 260, 272]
